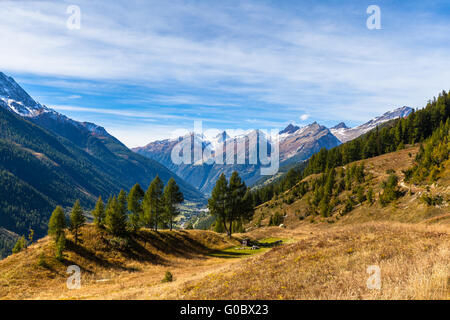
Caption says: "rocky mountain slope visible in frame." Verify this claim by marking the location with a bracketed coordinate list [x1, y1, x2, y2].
[330, 106, 413, 143]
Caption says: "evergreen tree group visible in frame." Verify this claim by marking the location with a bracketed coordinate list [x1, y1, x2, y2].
[208, 172, 254, 237]
[43, 176, 185, 258]
[97, 176, 185, 235]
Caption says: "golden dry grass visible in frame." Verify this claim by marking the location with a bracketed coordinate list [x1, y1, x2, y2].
[0, 226, 245, 299]
[177, 222, 449, 300]
[1, 146, 449, 300]
[0, 222, 448, 299]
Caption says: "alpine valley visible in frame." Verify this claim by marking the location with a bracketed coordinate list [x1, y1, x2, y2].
[0, 72, 204, 257]
[0, 71, 413, 257]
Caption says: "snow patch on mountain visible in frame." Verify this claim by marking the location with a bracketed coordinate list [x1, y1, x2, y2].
[330, 106, 413, 143]
[0, 71, 112, 138]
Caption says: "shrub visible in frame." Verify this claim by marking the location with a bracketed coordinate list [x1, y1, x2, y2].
[109, 237, 130, 250]
[162, 271, 173, 283]
[342, 196, 354, 214]
[37, 253, 48, 268]
[420, 194, 443, 206]
[269, 212, 284, 226]
[380, 174, 401, 206]
[12, 236, 27, 254]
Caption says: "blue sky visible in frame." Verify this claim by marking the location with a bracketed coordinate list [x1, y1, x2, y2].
[1, 0, 450, 147]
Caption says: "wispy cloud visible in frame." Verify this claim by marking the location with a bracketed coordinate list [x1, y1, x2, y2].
[1, 0, 449, 146]
[300, 114, 310, 121]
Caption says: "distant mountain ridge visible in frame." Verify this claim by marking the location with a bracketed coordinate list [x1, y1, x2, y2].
[330, 106, 413, 143]
[134, 106, 414, 193]
[134, 122, 341, 193]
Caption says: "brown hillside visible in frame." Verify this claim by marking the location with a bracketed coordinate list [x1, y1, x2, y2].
[178, 222, 449, 299]
[0, 226, 246, 299]
[250, 146, 450, 229]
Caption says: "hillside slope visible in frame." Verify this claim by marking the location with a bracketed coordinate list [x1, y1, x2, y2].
[0, 225, 244, 299]
[0, 106, 203, 240]
[179, 222, 449, 299]
[1, 144, 448, 299]
[250, 145, 450, 229]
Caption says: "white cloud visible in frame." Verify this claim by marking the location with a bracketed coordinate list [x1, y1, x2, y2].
[1, 0, 449, 145]
[300, 114, 309, 121]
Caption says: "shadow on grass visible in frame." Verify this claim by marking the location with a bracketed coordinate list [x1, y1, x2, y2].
[134, 230, 217, 261]
[207, 248, 266, 259]
[65, 240, 143, 272]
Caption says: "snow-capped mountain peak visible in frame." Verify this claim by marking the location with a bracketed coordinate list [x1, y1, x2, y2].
[331, 122, 349, 130]
[330, 106, 414, 143]
[280, 124, 300, 135]
[0, 72, 112, 139]
[0, 72, 51, 117]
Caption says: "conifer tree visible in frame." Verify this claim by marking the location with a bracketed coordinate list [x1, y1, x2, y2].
[367, 187, 374, 204]
[12, 236, 27, 254]
[208, 173, 229, 234]
[163, 178, 184, 231]
[208, 172, 254, 237]
[105, 195, 127, 236]
[48, 206, 66, 259]
[55, 233, 66, 261]
[127, 184, 145, 232]
[48, 206, 66, 240]
[28, 228, 34, 245]
[143, 176, 164, 231]
[92, 196, 106, 228]
[70, 200, 85, 245]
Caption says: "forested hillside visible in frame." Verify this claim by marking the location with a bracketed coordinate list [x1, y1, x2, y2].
[0, 106, 204, 257]
[251, 91, 450, 207]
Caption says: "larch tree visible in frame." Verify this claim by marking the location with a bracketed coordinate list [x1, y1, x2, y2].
[208, 172, 254, 237]
[163, 178, 184, 231]
[92, 196, 106, 228]
[143, 176, 164, 231]
[105, 194, 127, 236]
[208, 174, 230, 235]
[48, 206, 66, 240]
[227, 172, 253, 235]
[69, 200, 85, 245]
[48, 206, 67, 259]
[127, 183, 145, 232]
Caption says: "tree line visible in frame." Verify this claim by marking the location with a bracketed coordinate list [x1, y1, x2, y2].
[404, 118, 450, 184]
[13, 176, 184, 259]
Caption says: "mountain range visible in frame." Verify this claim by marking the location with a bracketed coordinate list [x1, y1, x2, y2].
[133, 107, 413, 193]
[0, 72, 204, 246]
[0, 70, 414, 255]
